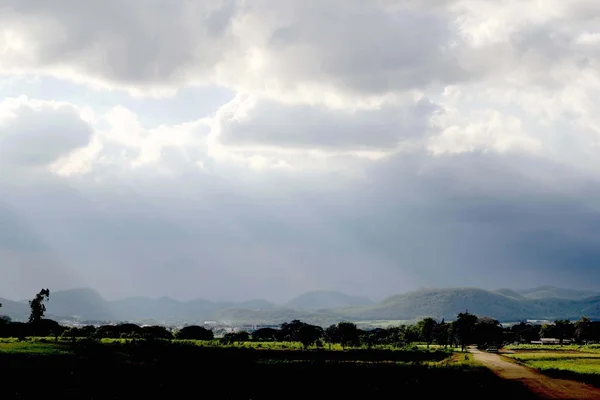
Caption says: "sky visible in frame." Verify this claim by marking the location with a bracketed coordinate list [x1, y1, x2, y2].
[2, 0, 600, 303]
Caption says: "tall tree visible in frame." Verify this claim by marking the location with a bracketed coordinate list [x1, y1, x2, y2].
[29, 288, 50, 324]
[453, 311, 478, 351]
[474, 317, 503, 346]
[324, 324, 340, 349]
[176, 325, 214, 340]
[554, 320, 575, 345]
[297, 324, 323, 349]
[252, 327, 279, 342]
[416, 318, 437, 348]
[336, 322, 361, 349]
[434, 319, 449, 348]
[575, 317, 592, 343]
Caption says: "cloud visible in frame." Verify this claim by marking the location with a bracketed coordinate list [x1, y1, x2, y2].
[216, 95, 438, 152]
[428, 108, 541, 155]
[0, 0, 238, 96]
[2, 1, 600, 302]
[0, 0, 466, 104]
[0, 97, 93, 175]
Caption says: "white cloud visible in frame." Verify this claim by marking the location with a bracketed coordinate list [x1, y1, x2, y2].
[428, 108, 541, 155]
[3, 1, 600, 300]
[0, 96, 93, 174]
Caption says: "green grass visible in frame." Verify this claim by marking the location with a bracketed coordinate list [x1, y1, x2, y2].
[0, 337, 444, 352]
[505, 350, 600, 387]
[426, 351, 483, 369]
[504, 344, 600, 353]
[0, 341, 72, 355]
[0, 337, 453, 360]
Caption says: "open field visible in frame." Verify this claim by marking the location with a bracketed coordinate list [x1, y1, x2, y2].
[505, 344, 600, 353]
[0, 336, 458, 352]
[471, 348, 600, 399]
[0, 339, 536, 399]
[504, 347, 600, 388]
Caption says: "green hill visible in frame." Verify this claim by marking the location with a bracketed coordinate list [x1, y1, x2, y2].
[493, 288, 526, 300]
[45, 288, 116, 321]
[2, 286, 600, 325]
[286, 290, 373, 310]
[518, 286, 599, 300]
[338, 288, 536, 321]
[0, 297, 29, 320]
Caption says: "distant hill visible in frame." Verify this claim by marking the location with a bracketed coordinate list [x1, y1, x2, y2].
[286, 290, 373, 310]
[237, 299, 276, 310]
[493, 288, 526, 300]
[112, 297, 232, 324]
[0, 297, 29, 320]
[336, 288, 600, 323]
[338, 288, 536, 322]
[111, 296, 276, 324]
[2, 286, 600, 325]
[44, 288, 116, 321]
[517, 286, 599, 300]
[212, 307, 343, 326]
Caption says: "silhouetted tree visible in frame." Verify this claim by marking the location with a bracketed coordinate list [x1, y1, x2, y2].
[96, 325, 117, 339]
[336, 322, 361, 349]
[474, 317, 503, 346]
[31, 319, 63, 337]
[223, 331, 250, 344]
[28, 288, 50, 324]
[298, 324, 323, 349]
[364, 328, 390, 347]
[417, 318, 437, 348]
[324, 324, 340, 349]
[540, 323, 557, 339]
[434, 319, 449, 348]
[116, 323, 143, 338]
[280, 320, 323, 349]
[453, 312, 478, 351]
[176, 325, 214, 340]
[80, 325, 97, 338]
[510, 321, 541, 343]
[252, 327, 278, 342]
[386, 326, 407, 347]
[575, 317, 592, 343]
[554, 320, 575, 345]
[279, 320, 306, 341]
[142, 325, 173, 340]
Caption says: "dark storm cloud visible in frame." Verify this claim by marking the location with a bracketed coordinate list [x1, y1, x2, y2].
[2, 149, 600, 302]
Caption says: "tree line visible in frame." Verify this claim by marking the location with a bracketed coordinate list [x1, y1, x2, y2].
[2, 289, 599, 348]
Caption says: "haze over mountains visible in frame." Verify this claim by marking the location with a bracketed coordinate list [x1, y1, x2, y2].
[2, 286, 600, 326]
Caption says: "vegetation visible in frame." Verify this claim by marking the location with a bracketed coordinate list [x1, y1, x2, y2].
[506, 350, 600, 387]
[5, 287, 600, 398]
[0, 340, 536, 399]
[28, 288, 50, 324]
[505, 344, 600, 353]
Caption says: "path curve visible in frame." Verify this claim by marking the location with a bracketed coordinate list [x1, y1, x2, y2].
[470, 348, 600, 399]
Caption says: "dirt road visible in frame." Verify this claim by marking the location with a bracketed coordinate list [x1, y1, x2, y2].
[470, 348, 600, 399]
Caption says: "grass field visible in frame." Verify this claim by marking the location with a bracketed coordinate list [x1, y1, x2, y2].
[0, 336, 457, 352]
[505, 346, 600, 387]
[0, 339, 536, 400]
[0, 341, 73, 355]
[504, 343, 600, 353]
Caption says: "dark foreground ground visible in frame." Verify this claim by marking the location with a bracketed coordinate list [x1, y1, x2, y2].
[1, 342, 537, 399]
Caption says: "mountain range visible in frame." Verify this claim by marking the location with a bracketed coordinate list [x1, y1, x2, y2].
[1, 286, 599, 326]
